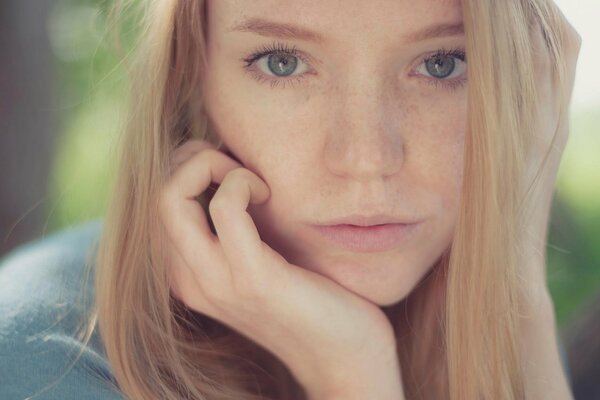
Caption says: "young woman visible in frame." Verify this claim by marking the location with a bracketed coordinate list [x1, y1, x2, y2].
[0, 0, 581, 399]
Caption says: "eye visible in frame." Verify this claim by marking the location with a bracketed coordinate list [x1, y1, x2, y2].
[262, 52, 304, 77]
[413, 48, 467, 90]
[242, 42, 467, 91]
[241, 41, 312, 89]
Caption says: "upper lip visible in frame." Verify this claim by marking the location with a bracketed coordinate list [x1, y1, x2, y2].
[316, 214, 418, 227]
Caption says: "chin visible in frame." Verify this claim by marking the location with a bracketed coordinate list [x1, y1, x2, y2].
[289, 249, 433, 307]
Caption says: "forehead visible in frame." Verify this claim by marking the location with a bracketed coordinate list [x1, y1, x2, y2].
[209, 0, 463, 43]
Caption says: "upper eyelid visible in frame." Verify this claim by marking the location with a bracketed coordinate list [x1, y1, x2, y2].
[254, 52, 312, 67]
[242, 44, 319, 67]
[414, 49, 466, 67]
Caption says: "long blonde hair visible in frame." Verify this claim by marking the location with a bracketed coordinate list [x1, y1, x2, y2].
[86, 0, 571, 398]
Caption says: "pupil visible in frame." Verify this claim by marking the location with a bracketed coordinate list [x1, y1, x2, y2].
[425, 55, 455, 79]
[268, 53, 298, 77]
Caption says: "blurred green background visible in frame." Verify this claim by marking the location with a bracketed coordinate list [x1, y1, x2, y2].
[4, 1, 599, 331]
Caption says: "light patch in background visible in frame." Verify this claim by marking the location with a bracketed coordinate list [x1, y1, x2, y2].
[552, 0, 600, 217]
[554, 0, 600, 110]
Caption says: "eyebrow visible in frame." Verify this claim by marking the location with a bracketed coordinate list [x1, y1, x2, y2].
[229, 17, 464, 44]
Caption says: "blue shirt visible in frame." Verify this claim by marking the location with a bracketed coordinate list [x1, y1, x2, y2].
[0, 220, 123, 399]
[0, 220, 572, 399]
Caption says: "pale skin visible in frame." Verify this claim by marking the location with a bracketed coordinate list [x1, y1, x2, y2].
[159, 0, 581, 398]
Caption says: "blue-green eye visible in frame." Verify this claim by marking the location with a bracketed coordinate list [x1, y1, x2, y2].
[425, 55, 455, 78]
[416, 49, 467, 83]
[242, 42, 467, 91]
[242, 42, 310, 83]
[266, 53, 299, 77]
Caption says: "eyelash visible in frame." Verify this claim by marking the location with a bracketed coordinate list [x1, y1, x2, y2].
[241, 41, 468, 91]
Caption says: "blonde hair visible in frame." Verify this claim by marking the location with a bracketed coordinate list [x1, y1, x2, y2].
[85, 0, 572, 398]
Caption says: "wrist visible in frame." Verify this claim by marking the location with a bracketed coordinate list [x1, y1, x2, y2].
[519, 292, 574, 400]
[520, 288, 556, 335]
[306, 379, 405, 400]
[517, 253, 555, 319]
[304, 354, 406, 400]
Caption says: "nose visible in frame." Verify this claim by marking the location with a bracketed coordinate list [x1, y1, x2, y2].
[323, 78, 404, 181]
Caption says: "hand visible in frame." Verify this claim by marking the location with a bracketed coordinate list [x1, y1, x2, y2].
[519, 5, 581, 400]
[520, 2, 582, 305]
[159, 139, 405, 399]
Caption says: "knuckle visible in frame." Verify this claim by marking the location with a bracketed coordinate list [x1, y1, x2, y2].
[203, 147, 224, 159]
[208, 191, 227, 218]
[223, 167, 250, 187]
[573, 32, 582, 51]
[229, 166, 249, 178]
[190, 138, 217, 149]
[170, 142, 214, 173]
[177, 139, 216, 156]
[564, 26, 582, 53]
[207, 167, 247, 216]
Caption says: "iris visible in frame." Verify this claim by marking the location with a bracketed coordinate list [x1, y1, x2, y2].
[267, 53, 298, 77]
[425, 55, 455, 79]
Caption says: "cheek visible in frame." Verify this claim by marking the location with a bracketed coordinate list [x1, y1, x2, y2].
[204, 80, 317, 241]
[204, 68, 305, 169]
[405, 92, 466, 209]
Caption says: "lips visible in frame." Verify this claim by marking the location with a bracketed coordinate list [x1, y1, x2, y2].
[312, 222, 419, 252]
[316, 214, 419, 227]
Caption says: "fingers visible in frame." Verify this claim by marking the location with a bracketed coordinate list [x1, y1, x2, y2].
[170, 139, 217, 171]
[536, 1, 582, 77]
[161, 138, 272, 314]
[547, 2, 582, 99]
[160, 145, 242, 281]
[209, 167, 271, 281]
[546, 0, 582, 52]
[540, 2, 582, 130]
[529, 2, 582, 118]
[166, 231, 222, 316]
[169, 148, 243, 201]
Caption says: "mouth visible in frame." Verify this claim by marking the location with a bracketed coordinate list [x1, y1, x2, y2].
[311, 222, 419, 253]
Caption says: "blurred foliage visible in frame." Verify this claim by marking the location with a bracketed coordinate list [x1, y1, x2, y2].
[46, 0, 132, 230]
[46, 0, 600, 329]
[549, 108, 600, 326]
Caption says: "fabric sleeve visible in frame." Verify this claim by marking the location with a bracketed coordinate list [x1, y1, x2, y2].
[0, 220, 125, 400]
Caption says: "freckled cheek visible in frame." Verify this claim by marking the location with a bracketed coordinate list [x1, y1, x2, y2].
[208, 101, 313, 193]
[436, 101, 467, 192]
[433, 126, 465, 212]
[205, 85, 295, 166]
[427, 126, 465, 199]
[404, 99, 466, 209]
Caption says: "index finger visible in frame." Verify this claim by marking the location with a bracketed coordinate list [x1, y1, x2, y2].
[160, 149, 243, 270]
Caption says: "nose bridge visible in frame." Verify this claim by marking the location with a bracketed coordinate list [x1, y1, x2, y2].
[324, 74, 404, 180]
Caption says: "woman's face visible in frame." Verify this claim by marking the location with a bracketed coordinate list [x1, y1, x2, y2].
[202, 0, 466, 306]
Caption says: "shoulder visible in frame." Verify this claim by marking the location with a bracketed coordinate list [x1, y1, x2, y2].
[0, 220, 124, 400]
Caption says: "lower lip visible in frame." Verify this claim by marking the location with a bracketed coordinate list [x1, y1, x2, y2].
[312, 223, 419, 253]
